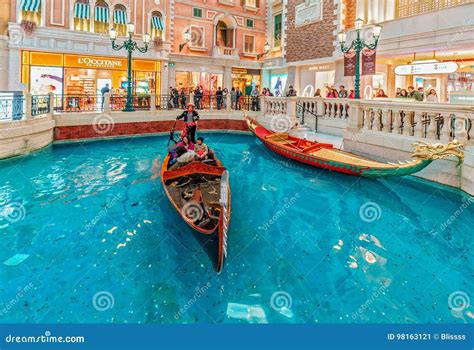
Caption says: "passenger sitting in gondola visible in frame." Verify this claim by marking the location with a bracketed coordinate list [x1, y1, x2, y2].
[168, 149, 196, 170]
[169, 135, 194, 166]
[194, 137, 209, 160]
[176, 103, 200, 143]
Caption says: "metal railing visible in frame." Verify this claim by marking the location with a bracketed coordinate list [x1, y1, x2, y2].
[54, 95, 104, 113]
[0, 95, 25, 120]
[31, 95, 51, 117]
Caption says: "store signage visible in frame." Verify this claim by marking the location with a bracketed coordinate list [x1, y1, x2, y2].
[295, 0, 322, 27]
[394, 62, 458, 75]
[362, 48, 376, 75]
[344, 51, 356, 76]
[309, 63, 335, 71]
[64, 55, 127, 70]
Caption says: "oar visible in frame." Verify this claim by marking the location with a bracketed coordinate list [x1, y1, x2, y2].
[167, 119, 177, 146]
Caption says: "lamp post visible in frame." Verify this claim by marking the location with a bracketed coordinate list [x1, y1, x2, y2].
[337, 19, 381, 99]
[179, 29, 191, 53]
[109, 23, 150, 112]
[257, 42, 271, 60]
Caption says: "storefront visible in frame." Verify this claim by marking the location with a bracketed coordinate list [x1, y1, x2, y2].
[231, 68, 261, 95]
[21, 51, 162, 103]
[299, 63, 335, 96]
[175, 71, 223, 96]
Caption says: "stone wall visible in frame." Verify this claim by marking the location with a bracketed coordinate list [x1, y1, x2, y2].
[285, 0, 337, 62]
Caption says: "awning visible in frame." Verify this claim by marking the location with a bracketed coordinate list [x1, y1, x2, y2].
[151, 16, 164, 30]
[74, 2, 90, 20]
[94, 6, 109, 23]
[21, 0, 41, 12]
[113, 10, 127, 25]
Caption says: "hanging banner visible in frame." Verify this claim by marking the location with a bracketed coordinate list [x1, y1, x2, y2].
[362, 48, 376, 75]
[344, 51, 356, 76]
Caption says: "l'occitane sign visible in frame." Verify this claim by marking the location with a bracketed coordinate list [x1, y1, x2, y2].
[64, 55, 128, 70]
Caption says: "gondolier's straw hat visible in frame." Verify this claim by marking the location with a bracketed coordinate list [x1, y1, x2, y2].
[187, 103, 195, 108]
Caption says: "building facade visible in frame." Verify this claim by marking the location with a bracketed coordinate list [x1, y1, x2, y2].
[1, 0, 473, 103]
[169, 0, 267, 96]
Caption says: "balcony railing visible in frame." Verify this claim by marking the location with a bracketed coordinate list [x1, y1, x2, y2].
[213, 46, 239, 59]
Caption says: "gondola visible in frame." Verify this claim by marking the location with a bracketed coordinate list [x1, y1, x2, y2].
[246, 115, 464, 178]
[160, 143, 230, 273]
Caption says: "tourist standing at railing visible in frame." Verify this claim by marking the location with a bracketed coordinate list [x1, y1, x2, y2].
[251, 86, 260, 111]
[100, 84, 110, 108]
[399, 89, 409, 98]
[348, 90, 355, 99]
[172, 87, 179, 108]
[326, 88, 337, 98]
[235, 87, 243, 110]
[338, 85, 348, 98]
[395, 87, 402, 97]
[426, 88, 438, 103]
[179, 89, 187, 109]
[314, 88, 322, 97]
[222, 88, 228, 109]
[216, 87, 223, 110]
[375, 89, 388, 98]
[230, 87, 237, 109]
[408, 86, 424, 102]
[286, 85, 297, 97]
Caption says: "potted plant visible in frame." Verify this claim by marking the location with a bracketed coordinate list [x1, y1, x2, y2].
[20, 20, 37, 35]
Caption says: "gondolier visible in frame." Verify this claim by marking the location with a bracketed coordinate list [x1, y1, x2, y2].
[176, 103, 200, 143]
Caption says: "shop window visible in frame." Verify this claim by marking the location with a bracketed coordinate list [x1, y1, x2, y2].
[190, 26, 204, 48]
[20, 0, 42, 26]
[113, 5, 128, 36]
[246, 19, 254, 28]
[150, 11, 164, 40]
[94, 1, 109, 34]
[273, 13, 282, 48]
[73, 0, 91, 32]
[242, 0, 259, 9]
[192, 8, 203, 18]
[243, 35, 255, 53]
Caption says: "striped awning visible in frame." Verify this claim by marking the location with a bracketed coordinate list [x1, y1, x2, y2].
[21, 0, 41, 12]
[151, 16, 164, 30]
[74, 2, 90, 20]
[113, 10, 127, 25]
[94, 6, 109, 23]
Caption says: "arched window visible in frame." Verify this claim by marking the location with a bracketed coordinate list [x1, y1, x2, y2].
[94, 0, 109, 34]
[20, 0, 42, 25]
[73, 0, 90, 32]
[216, 20, 234, 48]
[150, 11, 164, 40]
[113, 4, 127, 36]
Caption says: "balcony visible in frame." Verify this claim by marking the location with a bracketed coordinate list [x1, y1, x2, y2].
[243, 0, 259, 12]
[218, 0, 235, 6]
[213, 46, 239, 59]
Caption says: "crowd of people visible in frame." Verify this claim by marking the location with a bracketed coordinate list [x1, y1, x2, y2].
[394, 86, 439, 102]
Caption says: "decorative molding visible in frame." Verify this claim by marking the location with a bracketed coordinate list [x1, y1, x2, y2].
[207, 10, 217, 20]
[50, 0, 66, 26]
[233, 16, 244, 26]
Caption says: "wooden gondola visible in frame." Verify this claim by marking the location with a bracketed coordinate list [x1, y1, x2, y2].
[160, 151, 230, 273]
[246, 115, 464, 178]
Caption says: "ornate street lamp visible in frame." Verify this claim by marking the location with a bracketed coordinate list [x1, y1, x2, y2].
[109, 23, 150, 112]
[179, 29, 191, 53]
[338, 19, 382, 99]
[257, 42, 271, 60]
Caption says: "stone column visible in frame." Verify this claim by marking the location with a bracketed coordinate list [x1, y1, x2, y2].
[48, 92, 55, 116]
[287, 96, 298, 126]
[103, 92, 111, 113]
[224, 66, 232, 90]
[25, 93, 32, 120]
[150, 93, 156, 111]
[226, 93, 232, 112]
[161, 62, 171, 96]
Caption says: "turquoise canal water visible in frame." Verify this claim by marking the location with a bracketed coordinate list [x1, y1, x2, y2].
[0, 133, 472, 324]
